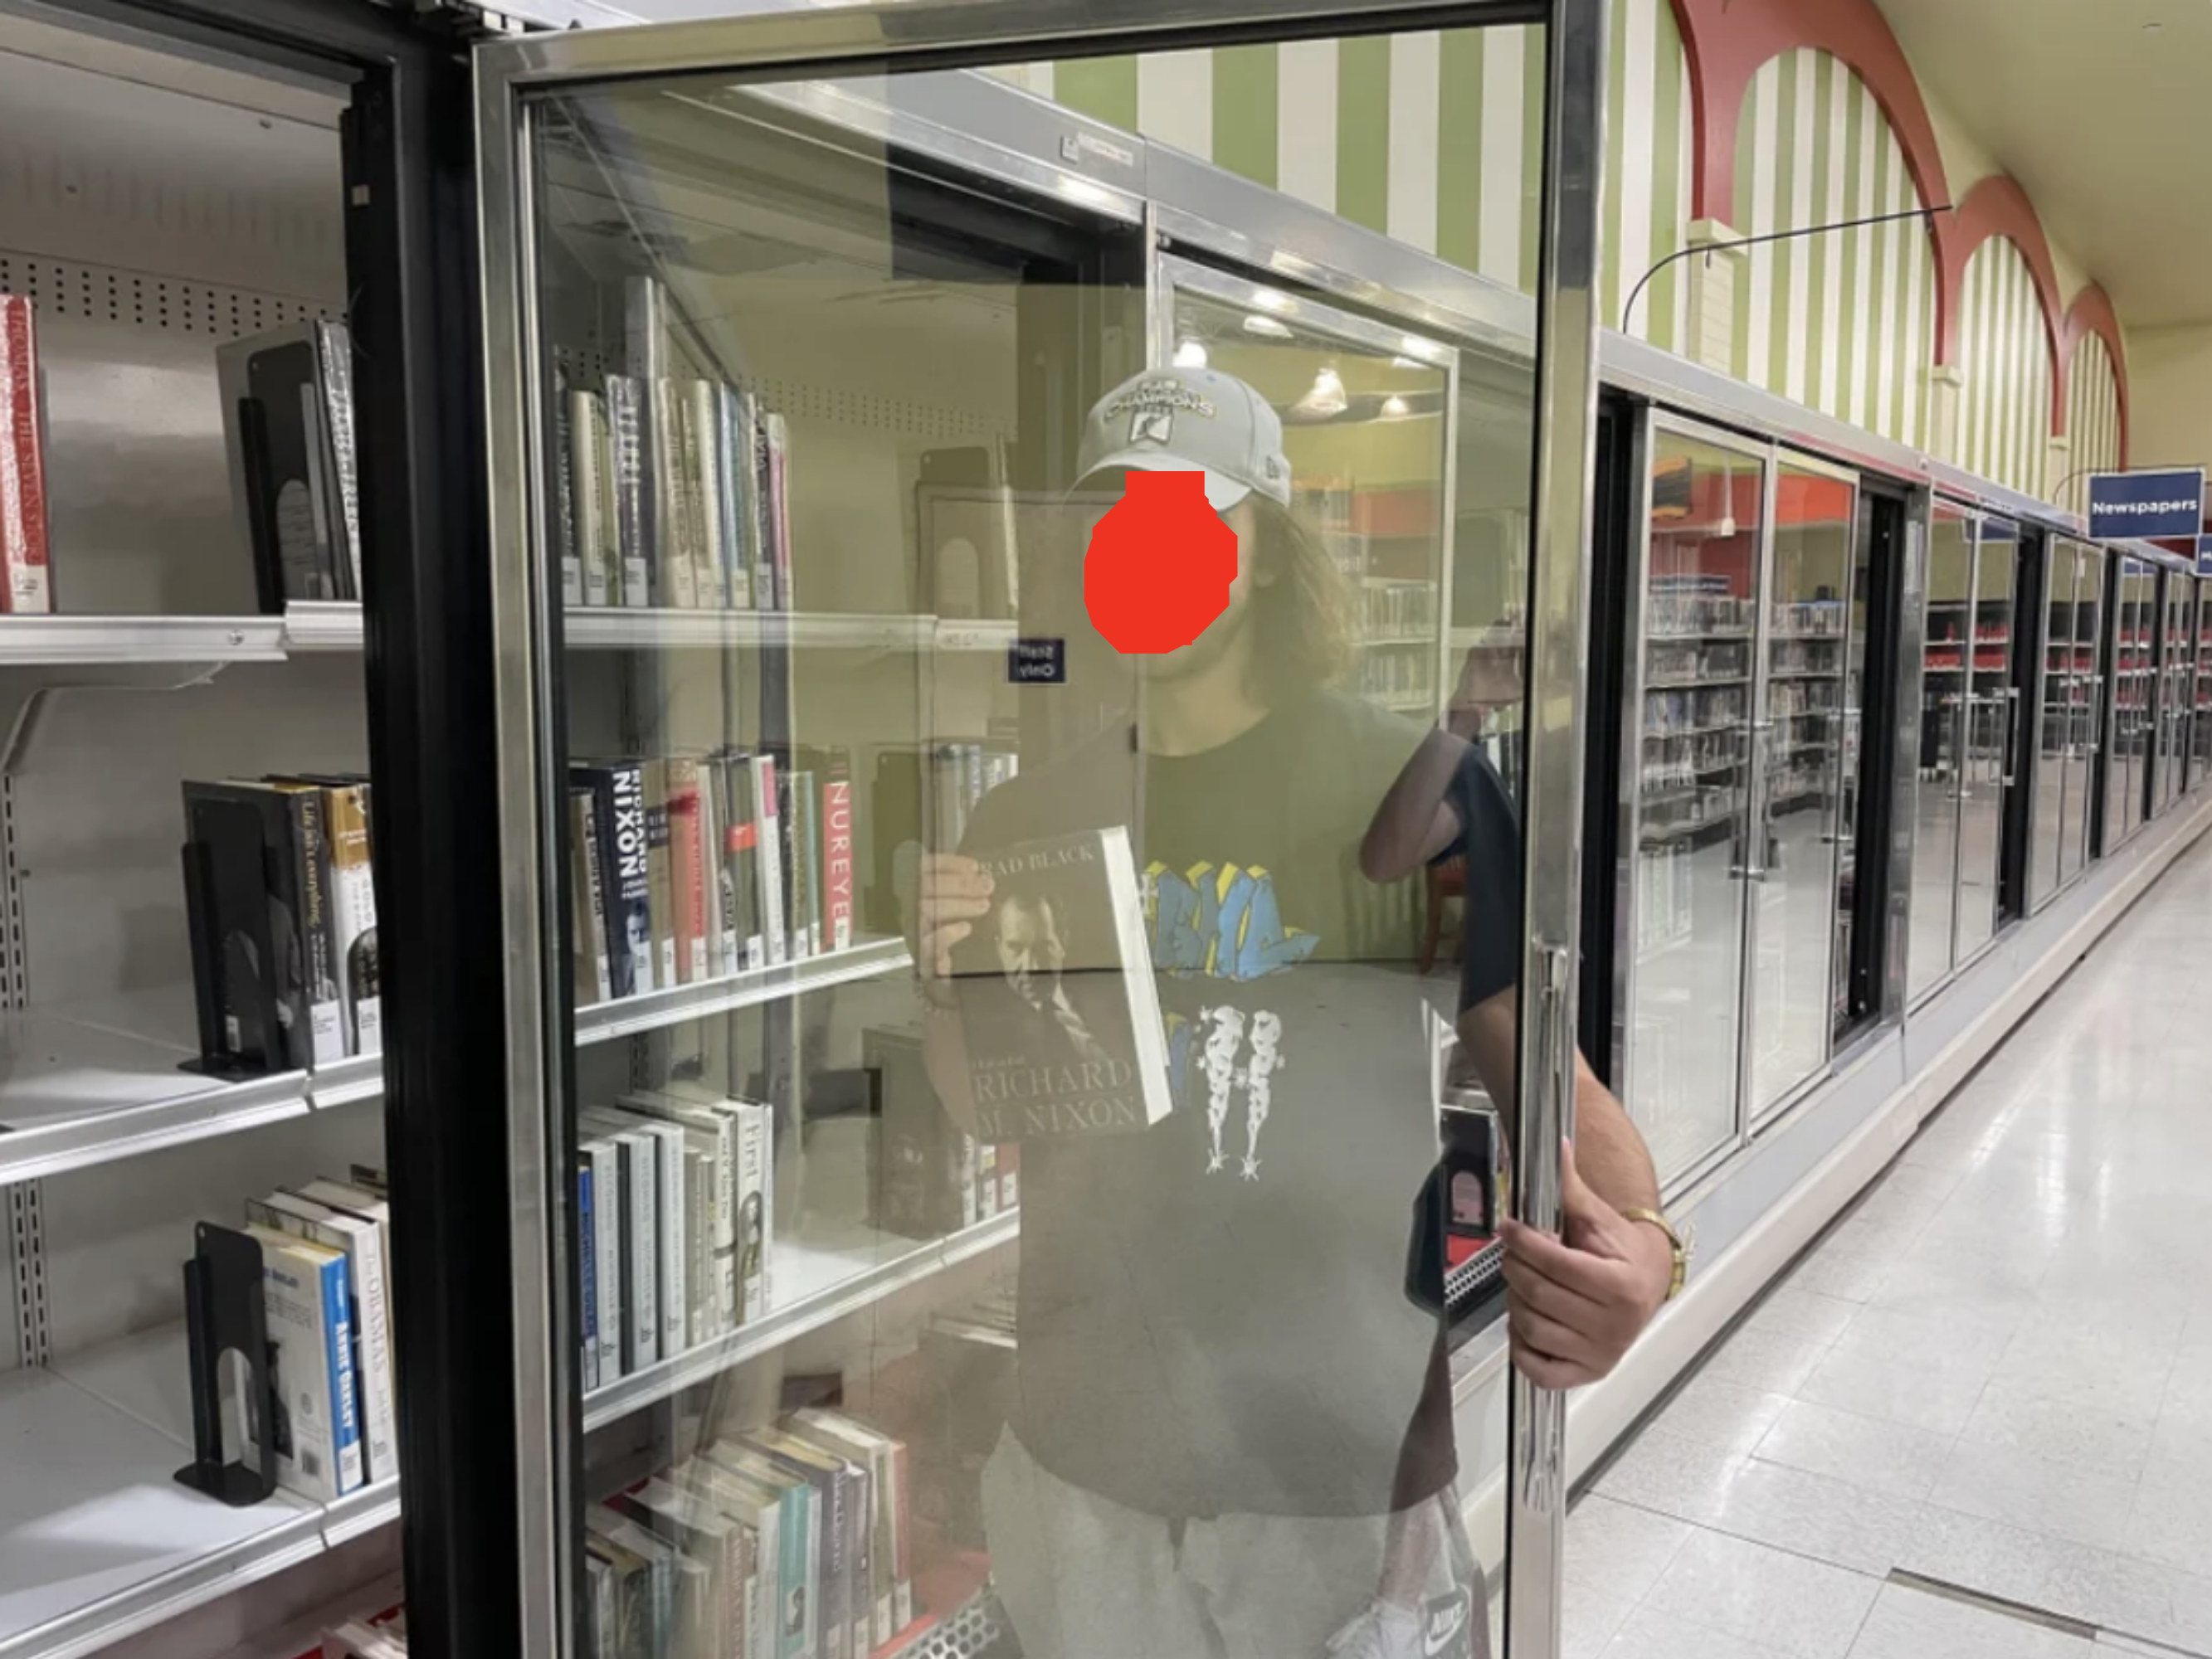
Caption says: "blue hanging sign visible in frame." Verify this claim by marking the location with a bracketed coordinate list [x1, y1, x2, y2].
[2199, 535, 2212, 578]
[2088, 469, 2205, 542]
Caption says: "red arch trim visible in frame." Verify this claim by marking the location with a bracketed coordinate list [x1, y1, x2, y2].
[1942, 174, 2063, 392]
[1669, 0, 1957, 351]
[2059, 285, 2131, 465]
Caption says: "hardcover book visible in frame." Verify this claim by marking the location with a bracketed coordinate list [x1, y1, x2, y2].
[571, 786, 612, 1007]
[575, 762, 652, 998]
[243, 1222, 364, 1501]
[217, 320, 353, 609]
[948, 826, 1172, 1140]
[605, 375, 654, 608]
[322, 783, 381, 1056]
[251, 1190, 397, 1486]
[569, 387, 615, 607]
[643, 758, 676, 991]
[0, 295, 50, 614]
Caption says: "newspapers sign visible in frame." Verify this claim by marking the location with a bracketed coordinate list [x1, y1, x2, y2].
[2200, 536, 2212, 578]
[2088, 469, 2205, 542]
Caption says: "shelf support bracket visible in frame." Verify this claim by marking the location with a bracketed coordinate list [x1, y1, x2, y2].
[0, 666, 234, 777]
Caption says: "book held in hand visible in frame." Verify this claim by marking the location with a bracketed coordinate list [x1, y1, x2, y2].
[949, 826, 1172, 1140]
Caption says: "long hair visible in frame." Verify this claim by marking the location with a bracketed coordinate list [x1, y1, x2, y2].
[1245, 495, 1356, 703]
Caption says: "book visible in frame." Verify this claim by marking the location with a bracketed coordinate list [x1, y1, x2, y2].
[291, 1180, 395, 1368]
[577, 1158, 599, 1393]
[252, 1191, 397, 1487]
[0, 296, 49, 615]
[682, 1452, 796, 1659]
[707, 1443, 820, 1659]
[261, 782, 346, 1068]
[217, 321, 350, 609]
[575, 763, 651, 999]
[593, 1122, 660, 1370]
[652, 378, 698, 609]
[570, 387, 614, 607]
[762, 411, 794, 611]
[948, 827, 1172, 1139]
[553, 363, 581, 608]
[311, 320, 362, 602]
[587, 1109, 685, 1361]
[746, 1429, 862, 1659]
[715, 752, 764, 971]
[584, 1529, 655, 1659]
[687, 380, 726, 610]
[695, 757, 727, 979]
[622, 1479, 748, 1659]
[864, 1025, 976, 1240]
[748, 753, 789, 967]
[605, 375, 654, 608]
[323, 783, 381, 1056]
[244, 1222, 365, 1501]
[642, 758, 676, 992]
[589, 1503, 678, 1655]
[791, 1412, 904, 1647]
[719, 384, 757, 610]
[581, 1138, 624, 1384]
[619, 1090, 737, 1335]
[571, 786, 612, 1008]
[794, 747, 855, 953]
[667, 757, 709, 985]
[784, 768, 817, 961]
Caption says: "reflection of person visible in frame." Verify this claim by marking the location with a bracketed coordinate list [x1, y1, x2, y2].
[990, 890, 1108, 1064]
[914, 366, 1674, 1659]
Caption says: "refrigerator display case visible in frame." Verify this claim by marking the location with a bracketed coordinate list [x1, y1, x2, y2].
[2029, 538, 2104, 909]
[2195, 575, 2212, 789]
[2157, 569, 2196, 813]
[2105, 554, 2157, 850]
[1615, 416, 1859, 1193]
[475, 6, 1606, 1657]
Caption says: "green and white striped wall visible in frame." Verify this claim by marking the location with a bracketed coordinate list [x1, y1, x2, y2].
[1952, 236, 2054, 499]
[2063, 333, 2122, 514]
[1729, 49, 1936, 450]
[1001, 2, 1697, 355]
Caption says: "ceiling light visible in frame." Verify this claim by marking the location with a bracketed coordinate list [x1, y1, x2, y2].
[1250, 287, 1292, 312]
[1294, 366, 1348, 418]
[1382, 395, 1411, 418]
[1242, 314, 1292, 338]
[1400, 334, 1446, 362]
[1172, 338, 1209, 368]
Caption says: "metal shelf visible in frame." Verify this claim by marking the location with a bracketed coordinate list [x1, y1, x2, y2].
[574, 938, 911, 1046]
[1646, 674, 1749, 690]
[0, 1330, 397, 1659]
[584, 1209, 1020, 1433]
[563, 609, 1018, 654]
[0, 615, 287, 666]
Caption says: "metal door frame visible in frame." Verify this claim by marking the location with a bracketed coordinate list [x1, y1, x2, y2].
[2026, 535, 2066, 912]
[1951, 510, 2021, 975]
[1745, 445, 1859, 1132]
[1619, 408, 1772, 1195]
[1907, 496, 1977, 1006]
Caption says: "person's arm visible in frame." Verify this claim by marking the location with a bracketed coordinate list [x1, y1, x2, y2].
[1359, 727, 1473, 882]
[1456, 987, 1672, 1388]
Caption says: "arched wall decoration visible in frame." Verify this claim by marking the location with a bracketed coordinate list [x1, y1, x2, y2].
[2059, 284, 2131, 464]
[1942, 174, 2062, 377]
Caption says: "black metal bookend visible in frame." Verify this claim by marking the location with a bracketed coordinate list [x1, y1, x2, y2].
[175, 1221, 280, 1507]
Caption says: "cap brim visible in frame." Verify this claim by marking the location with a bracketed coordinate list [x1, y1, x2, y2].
[1075, 450, 1252, 513]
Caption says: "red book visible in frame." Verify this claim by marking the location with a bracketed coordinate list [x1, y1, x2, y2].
[667, 757, 708, 984]
[0, 296, 52, 614]
[821, 753, 855, 951]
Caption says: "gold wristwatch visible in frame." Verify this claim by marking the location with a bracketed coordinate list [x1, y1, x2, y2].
[1620, 1208, 1688, 1302]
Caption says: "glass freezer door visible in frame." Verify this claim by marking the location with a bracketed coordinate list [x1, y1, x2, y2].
[1953, 517, 2017, 963]
[2029, 538, 2070, 910]
[2195, 577, 2212, 789]
[2055, 541, 2101, 891]
[1907, 503, 1974, 1000]
[475, 8, 1607, 1659]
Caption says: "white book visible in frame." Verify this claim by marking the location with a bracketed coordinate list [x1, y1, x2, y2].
[689, 380, 728, 610]
[591, 1124, 660, 1370]
[571, 388, 612, 607]
[749, 753, 787, 968]
[580, 1138, 624, 1383]
[587, 1110, 684, 1360]
[243, 1223, 364, 1501]
[657, 1083, 772, 1320]
[256, 1191, 398, 1488]
[621, 1090, 738, 1334]
[293, 1180, 393, 1365]
[696, 769, 728, 979]
[653, 379, 698, 609]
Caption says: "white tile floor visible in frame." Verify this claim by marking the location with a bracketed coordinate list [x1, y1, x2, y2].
[1566, 829, 2212, 1659]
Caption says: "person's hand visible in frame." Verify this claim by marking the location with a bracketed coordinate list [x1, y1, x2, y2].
[1497, 1139, 1672, 1389]
[914, 852, 993, 981]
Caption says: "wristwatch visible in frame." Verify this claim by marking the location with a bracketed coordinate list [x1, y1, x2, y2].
[1620, 1207, 1689, 1302]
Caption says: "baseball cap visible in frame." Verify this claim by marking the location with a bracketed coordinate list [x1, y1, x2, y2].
[1074, 365, 1294, 513]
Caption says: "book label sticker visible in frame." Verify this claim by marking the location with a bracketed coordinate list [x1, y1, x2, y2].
[1007, 637, 1066, 684]
[309, 1000, 346, 1068]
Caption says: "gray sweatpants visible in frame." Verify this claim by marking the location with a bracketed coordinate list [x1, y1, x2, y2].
[982, 1428, 1492, 1659]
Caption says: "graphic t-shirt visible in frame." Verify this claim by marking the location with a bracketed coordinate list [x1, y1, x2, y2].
[958, 688, 1522, 1519]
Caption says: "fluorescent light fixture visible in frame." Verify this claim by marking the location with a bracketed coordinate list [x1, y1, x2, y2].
[1250, 286, 1293, 312]
[1242, 314, 1293, 338]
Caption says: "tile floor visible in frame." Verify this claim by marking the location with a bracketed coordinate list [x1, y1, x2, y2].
[1565, 830, 2212, 1659]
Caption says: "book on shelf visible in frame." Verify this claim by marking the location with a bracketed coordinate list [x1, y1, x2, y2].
[577, 1156, 601, 1394]
[948, 826, 1172, 1140]
[553, 361, 582, 608]
[217, 319, 359, 609]
[575, 761, 654, 999]
[706, 1441, 821, 1659]
[248, 1189, 397, 1487]
[182, 780, 332, 1074]
[792, 745, 855, 954]
[316, 781, 382, 1058]
[605, 375, 655, 609]
[581, 1137, 624, 1385]
[643, 758, 678, 992]
[685, 379, 728, 611]
[0, 294, 51, 614]
[668, 757, 711, 985]
[572, 786, 614, 1007]
[586, 1108, 688, 1361]
[590, 1501, 684, 1655]
[242, 1220, 366, 1501]
[259, 781, 347, 1068]
[570, 387, 616, 607]
[739, 1428, 860, 1659]
[713, 751, 766, 971]
[719, 382, 758, 611]
[757, 410, 793, 612]
[619, 1478, 752, 1659]
[863, 1025, 977, 1241]
[751, 752, 790, 968]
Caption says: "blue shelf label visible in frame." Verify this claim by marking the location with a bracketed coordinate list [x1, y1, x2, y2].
[1008, 637, 1066, 684]
[2088, 469, 2205, 542]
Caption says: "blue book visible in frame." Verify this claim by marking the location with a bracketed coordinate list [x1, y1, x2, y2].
[577, 1160, 600, 1392]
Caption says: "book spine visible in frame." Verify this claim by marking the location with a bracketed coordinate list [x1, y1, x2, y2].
[284, 789, 348, 1068]
[596, 765, 652, 999]
[777, 769, 806, 962]
[626, 1136, 660, 1368]
[577, 1160, 599, 1392]
[589, 1141, 623, 1381]
[341, 1216, 397, 1488]
[324, 786, 381, 1056]
[0, 298, 53, 614]
[572, 788, 612, 1007]
[723, 755, 763, 970]
[889, 1438, 913, 1634]
[571, 389, 612, 607]
[319, 1250, 367, 1495]
[248, 792, 316, 1073]
[643, 758, 675, 992]
[605, 375, 653, 608]
[689, 380, 726, 610]
[750, 755, 788, 966]
[685, 1149, 711, 1347]
[751, 408, 780, 611]
[314, 321, 363, 602]
[719, 384, 754, 610]
[655, 1125, 685, 1357]
[734, 1101, 771, 1321]
[819, 754, 853, 952]
[695, 760, 725, 978]
[763, 411, 794, 612]
[651, 379, 696, 609]
[668, 758, 708, 984]
[553, 361, 582, 608]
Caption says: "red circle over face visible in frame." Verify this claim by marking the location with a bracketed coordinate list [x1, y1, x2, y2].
[1083, 471, 1240, 654]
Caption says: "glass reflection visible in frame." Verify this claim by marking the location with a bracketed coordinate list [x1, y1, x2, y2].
[1747, 461, 1851, 1116]
[1954, 518, 2016, 961]
[1629, 428, 1761, 1184]
[2195, 577, 2212, 786]
[1908, 506, 1973, 998]
[2030, 539, 2070, 908]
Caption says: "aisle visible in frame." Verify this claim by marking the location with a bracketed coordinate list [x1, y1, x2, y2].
[1565, 828, 2212, 1658]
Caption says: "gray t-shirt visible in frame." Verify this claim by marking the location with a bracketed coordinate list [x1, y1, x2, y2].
[958, 689, 1522, 1518]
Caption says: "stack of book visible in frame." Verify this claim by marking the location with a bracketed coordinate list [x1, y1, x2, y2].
[181, 776, 380, 1076]
[0, 294, 53, 613]
[587, 1407, 920, 1659]
[230, 1167, 396, 1504]
[557, 275, 793, 613]
[217, 319, 363, 608]
[577, 1086, 775, 1389]
[861, 1024, 1016, 1243]
[570, 747, 855, 1006]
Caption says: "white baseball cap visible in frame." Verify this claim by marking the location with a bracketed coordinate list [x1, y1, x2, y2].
[1074, 365, 1294, 513]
